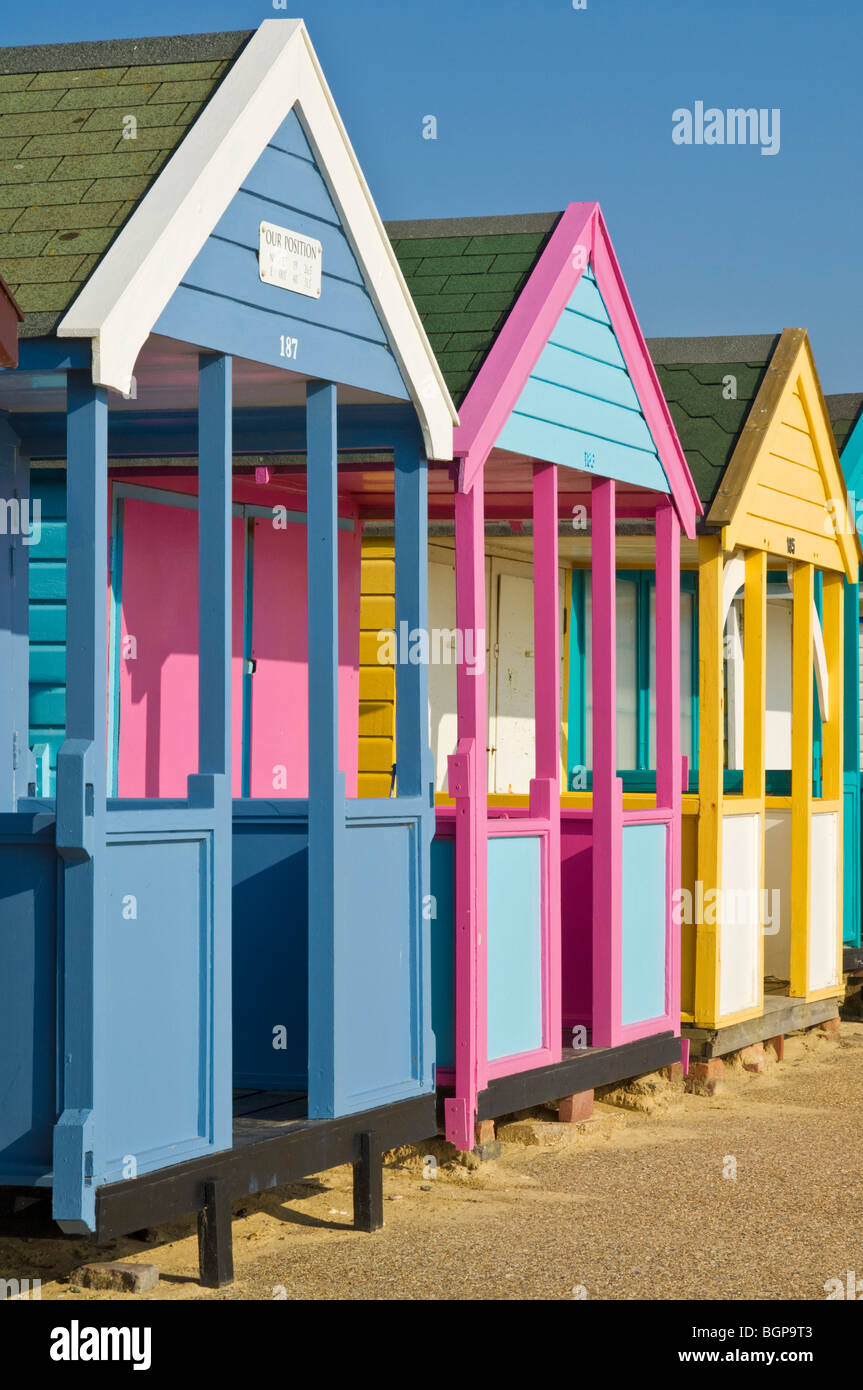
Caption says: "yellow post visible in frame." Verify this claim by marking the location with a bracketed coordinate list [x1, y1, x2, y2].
[695, 536, 724, 1024]
[789, 561, 814, 997]
[820, 573, 843, 801]
[821, 571, 844, 990]
[742, 548, 767, 1000]
[742, 550, 766, 801]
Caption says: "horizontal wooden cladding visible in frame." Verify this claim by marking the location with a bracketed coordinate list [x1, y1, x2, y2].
[358, 537, 396, 795]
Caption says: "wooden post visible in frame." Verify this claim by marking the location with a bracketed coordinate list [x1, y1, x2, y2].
[188, 352, 233, 1155]
[655, 501, 681, 1027]
[394, 430, 433, 799]
[394, 428, 435, 1083]
[306, 381, 346, 1118]
[353, 1130, 384, 1233]
[197, 1178, 234, 1288]
[742, 550, 767, 801]
[822, 570, 844, 988]
[531, 462, 561, 1058]
[0, 418, 34, 808]
[52, 371, 109, 1231]
[694, 536, 724, 1026]
[445, 481, 487, 1151]
[194, 353, 232, 784]
[743, 548, 767, 1009]
[821, 573, 844, 802]
[789, 561, 815, 997]
[591, 477, 622, 1047]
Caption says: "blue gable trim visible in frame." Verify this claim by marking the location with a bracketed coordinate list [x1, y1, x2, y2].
[154, 109, 409, 400]
[496, 266, 670, 492]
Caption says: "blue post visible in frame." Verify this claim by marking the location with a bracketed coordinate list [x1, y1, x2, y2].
[188, 352, 233, 1152]
[0, 417, 35, 808]
[53, 370, 108, 1231]
[394, 428, 436, 1084]
[306, 381, 345, 1118]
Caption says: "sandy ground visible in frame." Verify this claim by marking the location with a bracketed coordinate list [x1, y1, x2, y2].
[3, 1022, 862, 1301]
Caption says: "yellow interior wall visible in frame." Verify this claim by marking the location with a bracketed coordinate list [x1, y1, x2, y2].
[358, 537, 396, 797]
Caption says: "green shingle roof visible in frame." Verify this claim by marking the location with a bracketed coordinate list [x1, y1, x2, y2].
[386, 213, 560, 404]
[824, 393, 863, 458]
[0, 31, 252, 336]
[646, 335, 780, 508]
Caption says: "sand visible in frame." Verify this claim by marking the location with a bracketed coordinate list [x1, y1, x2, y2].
[3, 1021, 861, 1301]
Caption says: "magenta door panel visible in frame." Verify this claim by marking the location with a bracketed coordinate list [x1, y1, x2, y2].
[116, 496, 245, 797]
[248, 517, 359, 798]
[560, 811, 594, 1036]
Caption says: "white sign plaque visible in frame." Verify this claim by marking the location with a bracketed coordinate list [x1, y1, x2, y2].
[258, 222, 322, 298]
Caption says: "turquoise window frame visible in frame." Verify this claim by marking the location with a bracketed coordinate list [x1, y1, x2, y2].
[566, 568, 699, 792]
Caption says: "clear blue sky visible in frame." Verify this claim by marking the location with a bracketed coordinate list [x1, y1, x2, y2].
[6, 0, 862, 389]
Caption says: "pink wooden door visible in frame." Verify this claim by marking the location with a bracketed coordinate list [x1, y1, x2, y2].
[115, 494, 245, 797]
[248, 517, 360, 797]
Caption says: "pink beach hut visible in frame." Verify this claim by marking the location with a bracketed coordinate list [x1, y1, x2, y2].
[409, 205, 702, 1149]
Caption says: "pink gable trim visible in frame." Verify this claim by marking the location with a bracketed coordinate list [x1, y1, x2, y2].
[453, 202, 702, 537]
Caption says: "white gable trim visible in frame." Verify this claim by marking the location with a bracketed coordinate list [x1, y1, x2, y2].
[56, 19, 456, 460]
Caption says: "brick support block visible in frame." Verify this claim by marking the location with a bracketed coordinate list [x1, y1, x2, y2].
[558, 1089, 594, 1123]
[684, 1057, 725, 1096]
[766, 1034, 785, 1062]
[816, 1015, 841, 1039]
[74, 1262, 159, 1294]
[739, 1041, 765, 1073]
[663, 1062, 684, 1087]
[474, 1119, 496, 1146]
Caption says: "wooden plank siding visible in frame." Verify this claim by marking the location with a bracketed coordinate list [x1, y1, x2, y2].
[358, 536, 397, 797]
[713, 331, 857, 579]
[154, 109, 409, 400]
[496, 267, 670, 493]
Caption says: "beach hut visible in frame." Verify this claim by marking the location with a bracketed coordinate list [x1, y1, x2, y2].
[364, 208, 701, 1150]
[645, 333, 857, 1062]
[827, 393, 863, 970]
[0, 20, 454, 1283]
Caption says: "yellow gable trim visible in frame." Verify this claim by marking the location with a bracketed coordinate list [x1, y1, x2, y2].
[709, 329, 859, 581]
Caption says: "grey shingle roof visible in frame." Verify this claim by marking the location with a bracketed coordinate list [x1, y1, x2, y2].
[0, 30, 251, 337]
[386, 213, 560, 404]
[646, 335, 780, 508]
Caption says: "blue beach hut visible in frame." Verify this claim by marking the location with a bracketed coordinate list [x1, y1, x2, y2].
[0, 21, 454, 1282]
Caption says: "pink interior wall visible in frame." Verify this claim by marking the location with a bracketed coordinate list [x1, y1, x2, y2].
[560, 811, 594, 1034]
[116, 497, 245, 797]
[248, 516, 360, 798]
[112, 476, 360, 800]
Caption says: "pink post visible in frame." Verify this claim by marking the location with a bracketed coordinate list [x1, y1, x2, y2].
[591, 477, 623, 1047]
[655, 500, 682, 1033]
[445, 481, 488, 1151]
[530, 462, 562, 1063]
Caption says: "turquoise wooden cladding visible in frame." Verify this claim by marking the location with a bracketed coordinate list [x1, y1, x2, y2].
[496, 266, 670, 492]
[27, 475, 68, 795]
[487, 836, 543, 1062]
[154, 109, 409, 401]
[620, 822, 668, 1026]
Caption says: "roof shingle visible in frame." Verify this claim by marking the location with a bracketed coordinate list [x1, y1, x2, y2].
[0, 30, 251, 337]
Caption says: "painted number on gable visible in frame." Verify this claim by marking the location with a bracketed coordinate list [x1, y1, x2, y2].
[583, 450, 596, 471]
[279, 335, 299, 360]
